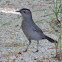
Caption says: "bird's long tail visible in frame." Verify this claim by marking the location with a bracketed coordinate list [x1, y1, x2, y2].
[44, 35, 58, 43]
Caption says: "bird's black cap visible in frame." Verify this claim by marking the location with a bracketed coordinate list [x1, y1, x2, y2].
[16, 8, 31, 13]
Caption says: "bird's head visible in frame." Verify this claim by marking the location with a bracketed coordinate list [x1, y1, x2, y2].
[16, 8, 32, 20]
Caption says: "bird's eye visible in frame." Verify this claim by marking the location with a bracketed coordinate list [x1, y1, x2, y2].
[23, 11, 26, 13]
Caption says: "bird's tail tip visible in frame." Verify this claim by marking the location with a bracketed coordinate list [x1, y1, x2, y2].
[45, 35, 58, 43]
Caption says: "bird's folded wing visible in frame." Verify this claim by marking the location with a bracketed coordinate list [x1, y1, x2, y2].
[33, 25, 43, 33]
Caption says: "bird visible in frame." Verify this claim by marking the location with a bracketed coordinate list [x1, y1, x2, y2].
[16, 8, 57, 54]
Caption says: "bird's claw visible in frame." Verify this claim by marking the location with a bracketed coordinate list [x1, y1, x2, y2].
[18, 49, 27, 54]
[32, 50, 39, 53]
[18, 52, 21, 54]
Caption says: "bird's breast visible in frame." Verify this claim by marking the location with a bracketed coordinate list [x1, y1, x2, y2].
[21, 21, 43, 40]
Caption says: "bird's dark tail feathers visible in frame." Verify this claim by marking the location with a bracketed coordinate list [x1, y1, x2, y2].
[44, 35, 58, 43]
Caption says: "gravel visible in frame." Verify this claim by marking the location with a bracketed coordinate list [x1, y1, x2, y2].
[0, 0, 60, 62]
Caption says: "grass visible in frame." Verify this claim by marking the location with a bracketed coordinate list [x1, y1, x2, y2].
[52, 0, 62, 56]
[43, 0, 62, 60]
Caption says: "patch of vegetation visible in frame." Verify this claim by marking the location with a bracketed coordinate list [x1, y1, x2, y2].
[44, 0, 62, 60]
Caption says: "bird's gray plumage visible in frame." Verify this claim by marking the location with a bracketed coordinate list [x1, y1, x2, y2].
[21, 19, 45, 40]
[16, 8, 57, 54]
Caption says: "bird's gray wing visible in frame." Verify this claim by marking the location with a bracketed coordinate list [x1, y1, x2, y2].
[33, 24, 43, 33]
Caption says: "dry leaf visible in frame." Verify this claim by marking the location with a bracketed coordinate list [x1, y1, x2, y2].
[15, 54, 20, 58]
[6, 28, 8, 31]
[5, 51, 10, 56]
[20, 51, 23, 54]
[8, 35, 16, 39]
[13, 59, 16, 62]
[13, 49, 16, 52]
[8, 59, 11, 62]
[14, 28, 17, 31]
[8, 3, 13, 6]
[28, 60, 30, 62]
[9, 31, 13, 34]
[20, 43, 24, 47]
[15, 25, 19, 27]
[0, 29, 2, 32]
[27, 50, 31, 54]
[37, 59, 43, 62]
[49, 29, 52, 33]
[12, 41, 15, 43]
[15, 51, 20, 58]
[16, 50, 20, 54]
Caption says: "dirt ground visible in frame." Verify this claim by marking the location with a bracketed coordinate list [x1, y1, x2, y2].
[0, 0, 61, 62]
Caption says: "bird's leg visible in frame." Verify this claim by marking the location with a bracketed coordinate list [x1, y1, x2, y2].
[33, 40, 39, 53]
[24, 40, 31, 52]
[35, 40, 39, 52]
[18, 40, 31, 54]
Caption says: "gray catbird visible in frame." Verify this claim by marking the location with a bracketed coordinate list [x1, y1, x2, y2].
[16, 8, 57, 54]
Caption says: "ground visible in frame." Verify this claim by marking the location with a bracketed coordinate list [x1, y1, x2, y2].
[0, 0, 61, 62]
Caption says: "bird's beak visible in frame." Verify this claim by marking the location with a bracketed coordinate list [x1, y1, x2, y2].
[16, 10, 21, 13]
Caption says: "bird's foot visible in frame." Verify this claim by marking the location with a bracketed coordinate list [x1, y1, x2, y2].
[35, 50, 39, 52]
[18, 49, 27, 54]
[18, 52, 21, 54]
[33, 50, 39, 53]
[23, 49, 27, 52]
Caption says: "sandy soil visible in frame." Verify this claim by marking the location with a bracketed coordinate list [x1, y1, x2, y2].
[0, 0, 61, 62]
